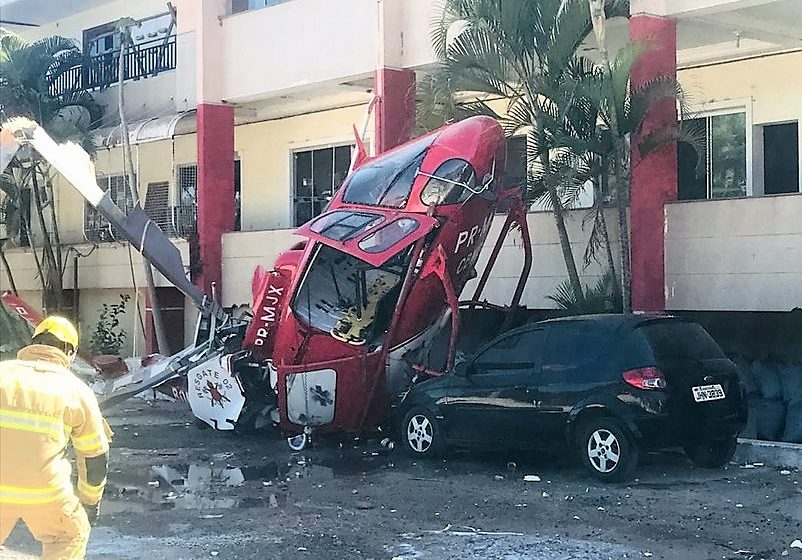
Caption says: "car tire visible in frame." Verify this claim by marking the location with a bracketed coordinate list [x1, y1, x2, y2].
[401, 409, 444, 458]
[578, 418, 638, 482]
[684, 436, 737, 468]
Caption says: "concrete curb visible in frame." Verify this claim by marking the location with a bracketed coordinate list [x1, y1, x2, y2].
[735, 438, 802, 470]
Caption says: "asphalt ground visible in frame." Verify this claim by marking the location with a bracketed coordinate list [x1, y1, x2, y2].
[2, 399, 801, 560]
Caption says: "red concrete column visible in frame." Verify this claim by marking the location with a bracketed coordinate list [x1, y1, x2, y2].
[374, 68, 416, 154]
[629, 15, 678, 312]
[196, 103, 235, 297]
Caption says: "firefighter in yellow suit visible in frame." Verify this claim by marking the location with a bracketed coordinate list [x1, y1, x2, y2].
[0, 316, 112, 560]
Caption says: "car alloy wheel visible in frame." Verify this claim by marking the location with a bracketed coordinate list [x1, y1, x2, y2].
[587, 428, 621, 473]
[407, 414, 434, 453]
[578, 418, 638, 482]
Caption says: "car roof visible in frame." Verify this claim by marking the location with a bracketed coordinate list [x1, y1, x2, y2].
[536, 313, 685, 331]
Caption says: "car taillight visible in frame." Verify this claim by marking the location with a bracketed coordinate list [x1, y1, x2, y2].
[622, 367, 666, 390]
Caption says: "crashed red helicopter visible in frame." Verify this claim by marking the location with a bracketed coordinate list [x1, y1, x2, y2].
[0, 115, 532, 449]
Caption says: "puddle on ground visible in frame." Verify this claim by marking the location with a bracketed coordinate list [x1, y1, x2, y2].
[105, 447, 395, 513]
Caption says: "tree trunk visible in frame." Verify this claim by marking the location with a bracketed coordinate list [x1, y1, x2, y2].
[593, 177, 621, 305]
[0, 242, 18, 295]
[117, 34, 171, 355]
[588, 2, 632, 313]
[543, 150, 583, 301]
[30, 167, 63, 312]
[611, 150, 631, 313]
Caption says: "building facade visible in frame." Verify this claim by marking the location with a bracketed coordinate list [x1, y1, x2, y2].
[1, 0, 801, 361]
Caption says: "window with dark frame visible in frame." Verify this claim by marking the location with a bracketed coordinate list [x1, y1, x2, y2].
[84, 175, 134, 242]
[505, 136, 527, 189]
[293, 145, 352, 227]
[763, 122, 799, 195]
[678, 111, 747, 200]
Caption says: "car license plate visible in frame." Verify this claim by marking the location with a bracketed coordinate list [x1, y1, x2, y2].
[692, 384, 725, 402]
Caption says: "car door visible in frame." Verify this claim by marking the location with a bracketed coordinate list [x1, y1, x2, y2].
[535, 322, 609, 444]
[439, 328, 546, 447]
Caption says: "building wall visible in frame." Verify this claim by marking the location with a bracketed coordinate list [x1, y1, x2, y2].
[665, 193, 802, 311]
[678, 51, 802, 195]
[220, 0, 378, 103]
[234, 104, 369, 231]
[221, 229, 303, 306]
[220, 209, 621, 311]
[21, 0, 168, 44]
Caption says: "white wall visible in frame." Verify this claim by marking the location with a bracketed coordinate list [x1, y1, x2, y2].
[18, 0, 168, 43]
[220, 0, 379, 102]
[219, 210, 621, 311]
[221, 229, 303, 306]
[665, 194, 802, 311]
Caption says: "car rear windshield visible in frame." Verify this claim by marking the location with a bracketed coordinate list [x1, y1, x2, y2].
[638, 321, 725, 360]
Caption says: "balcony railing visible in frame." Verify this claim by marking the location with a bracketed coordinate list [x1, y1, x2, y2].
[83, 202, 195, 243]
[172, 204, 197, 238]
[49, 35, 177, 97]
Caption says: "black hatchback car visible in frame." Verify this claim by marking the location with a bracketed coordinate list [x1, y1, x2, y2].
[397, 314, 748, 481]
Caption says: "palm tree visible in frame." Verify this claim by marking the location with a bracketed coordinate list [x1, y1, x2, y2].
[0, 29, 101, 313]
[430, 0, 630, 302]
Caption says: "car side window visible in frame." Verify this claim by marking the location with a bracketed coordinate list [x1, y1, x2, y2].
[471, 329, 546, 376]
[542, 324, 606, 372]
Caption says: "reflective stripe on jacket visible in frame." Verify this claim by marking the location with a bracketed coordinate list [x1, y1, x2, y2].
[0, 345, 112, 506]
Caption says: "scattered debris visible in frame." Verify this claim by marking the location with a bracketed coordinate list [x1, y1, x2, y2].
[423, 524, 524, 537]
[523, 475, 541, 482]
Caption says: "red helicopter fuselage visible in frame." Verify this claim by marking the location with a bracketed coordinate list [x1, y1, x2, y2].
[242, 115, 525, 435]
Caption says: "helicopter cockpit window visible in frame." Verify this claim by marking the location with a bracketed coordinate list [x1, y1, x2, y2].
[343, 134, 437, 208]
[308, 210, 383, 242]
[292, 245, 410, 347]
[420, 159, 477, 206]
[358, 218, 419, 254]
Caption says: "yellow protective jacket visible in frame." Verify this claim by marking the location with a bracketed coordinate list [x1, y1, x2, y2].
[0, 345, 112, 507]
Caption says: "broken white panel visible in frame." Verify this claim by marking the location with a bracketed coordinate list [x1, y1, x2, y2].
[286, 368, 337, 426]
[187, 354, 245, 430]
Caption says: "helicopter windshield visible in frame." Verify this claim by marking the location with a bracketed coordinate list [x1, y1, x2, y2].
[342, 134, 437, 208]
[291, 244, 411, 348]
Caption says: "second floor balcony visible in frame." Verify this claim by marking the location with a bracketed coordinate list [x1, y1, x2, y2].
[49, 35, 177, 97]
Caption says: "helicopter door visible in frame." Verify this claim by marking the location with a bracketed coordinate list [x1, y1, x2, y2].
[276, 352, 385, 431]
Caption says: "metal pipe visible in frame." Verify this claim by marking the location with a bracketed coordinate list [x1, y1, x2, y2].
[361, 237, 427, 429]
[502, 203, 532, 331]
[470, 211, 514, 305]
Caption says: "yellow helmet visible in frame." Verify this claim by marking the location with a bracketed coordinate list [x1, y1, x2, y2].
[33, 316, 79, 350]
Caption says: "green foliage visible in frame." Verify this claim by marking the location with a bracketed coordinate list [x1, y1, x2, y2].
[0, 29, 102, 146]
[547, 269, 622, 315]
[90, 294, 131, 355]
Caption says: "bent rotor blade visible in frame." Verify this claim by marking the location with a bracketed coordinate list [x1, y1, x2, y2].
[2, 118, 214, 315]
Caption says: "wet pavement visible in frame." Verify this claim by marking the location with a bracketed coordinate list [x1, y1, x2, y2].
[2, 399, 801, 560]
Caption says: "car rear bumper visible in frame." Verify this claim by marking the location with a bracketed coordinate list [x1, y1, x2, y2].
[632, 410, 747, 448]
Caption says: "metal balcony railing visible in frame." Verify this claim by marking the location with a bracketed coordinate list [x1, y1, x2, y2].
[49, 35, 177, 97]
[172, 204, 197, 238]
[84, 203, 195, 243]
